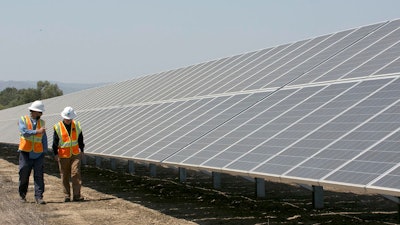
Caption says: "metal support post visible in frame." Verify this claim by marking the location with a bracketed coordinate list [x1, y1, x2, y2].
[255, 178, 266, 198]
[212, 172, 221, 189]
[179, 167, 187, 183]
[312, 185, 324, 209]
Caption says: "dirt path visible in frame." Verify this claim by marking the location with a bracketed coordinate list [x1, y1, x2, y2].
[0, 157, 197, 225]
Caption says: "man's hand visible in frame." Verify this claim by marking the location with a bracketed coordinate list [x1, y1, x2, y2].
[36, 127, 46, 134]
[54, 155, 59, 162]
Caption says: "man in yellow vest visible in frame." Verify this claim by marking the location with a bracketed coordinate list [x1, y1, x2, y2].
[18, 100, 48, 204]
[52, 106, 85, 202]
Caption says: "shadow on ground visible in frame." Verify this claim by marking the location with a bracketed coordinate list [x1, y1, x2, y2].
[1, 143, 399, 225]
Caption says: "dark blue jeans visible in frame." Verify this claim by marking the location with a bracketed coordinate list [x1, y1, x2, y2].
[18, 151, 45, 200]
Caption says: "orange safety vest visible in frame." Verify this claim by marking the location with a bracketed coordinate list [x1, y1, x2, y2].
[54, 120, 82, 158]
[19, 115, 44, 153]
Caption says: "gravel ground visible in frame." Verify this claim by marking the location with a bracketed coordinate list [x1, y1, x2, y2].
[1, 143, 399, 225]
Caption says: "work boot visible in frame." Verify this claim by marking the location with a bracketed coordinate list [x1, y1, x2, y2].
[36, 198, 46, 204]
[19, 196, 26, 203]
[73, 196, 84, 202]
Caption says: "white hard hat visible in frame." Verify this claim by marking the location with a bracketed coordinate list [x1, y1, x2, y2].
[28, 100, 45, 112]
[61, 106, 77, 120]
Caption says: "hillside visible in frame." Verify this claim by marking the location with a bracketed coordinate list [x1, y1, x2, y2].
[0, 80, 109, 94]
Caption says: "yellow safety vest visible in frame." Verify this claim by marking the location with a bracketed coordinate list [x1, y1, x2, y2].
[54, 121, 82, 158]
[19, 115, 44, 153]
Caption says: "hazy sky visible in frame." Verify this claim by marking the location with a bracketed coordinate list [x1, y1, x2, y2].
[1, 1, 400, 84]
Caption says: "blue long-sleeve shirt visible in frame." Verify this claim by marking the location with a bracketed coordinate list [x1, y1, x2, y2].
[18, 116, 48, 159]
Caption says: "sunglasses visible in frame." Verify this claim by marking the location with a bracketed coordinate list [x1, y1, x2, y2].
[30, 110, 43, 114]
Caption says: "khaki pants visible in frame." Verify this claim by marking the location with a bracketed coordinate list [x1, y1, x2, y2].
[58, 154, 82, 199]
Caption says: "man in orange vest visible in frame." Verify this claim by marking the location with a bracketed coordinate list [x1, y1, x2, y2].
[52, 106, 85, 202]
[18, 100, 48, 204]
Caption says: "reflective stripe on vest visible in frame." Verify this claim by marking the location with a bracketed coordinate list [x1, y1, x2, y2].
[19, 115, 44, 153]
[54, 121, 81, 158]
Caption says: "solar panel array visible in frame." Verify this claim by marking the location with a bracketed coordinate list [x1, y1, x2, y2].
[1, 19, 400, 196]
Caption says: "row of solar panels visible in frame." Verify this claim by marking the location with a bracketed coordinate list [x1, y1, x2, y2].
[1, 18, 400, 196]
[65, 76, 400, 195]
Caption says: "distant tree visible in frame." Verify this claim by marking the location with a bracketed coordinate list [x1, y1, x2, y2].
[37, 81, 63, 99]
[20, 88, 40, 104]
[0, 80, 63, 109]
[0, 87, 19, 107]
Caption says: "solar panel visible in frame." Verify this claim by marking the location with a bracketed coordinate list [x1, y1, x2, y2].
[291, 22, 387, 85]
